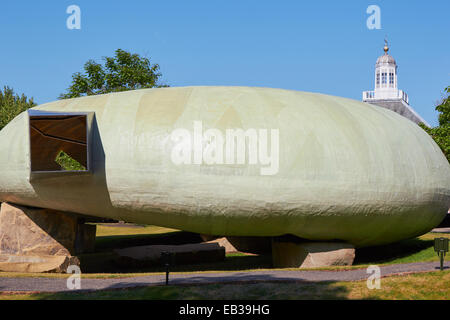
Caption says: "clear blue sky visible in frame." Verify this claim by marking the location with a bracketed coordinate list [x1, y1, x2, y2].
[1, 0, 448, 126]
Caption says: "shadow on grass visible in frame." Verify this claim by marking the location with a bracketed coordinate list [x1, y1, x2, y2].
[17, 277, 363, 300]
[94, 231, 203, 252]
[79, 251, 273, 274]
[354, 237, 434, 265]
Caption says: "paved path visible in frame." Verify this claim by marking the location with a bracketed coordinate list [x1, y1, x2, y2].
[0, 261, 448, 293]
[432, 227, 450, 233]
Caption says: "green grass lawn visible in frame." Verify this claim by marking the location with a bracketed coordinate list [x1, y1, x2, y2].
[1, 224, 449, 300]
[2, 270, 449, 300]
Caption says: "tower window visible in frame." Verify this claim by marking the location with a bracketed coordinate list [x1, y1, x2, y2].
[381, 72, 387, 86]
[376, 72, 380, 87]
[389, 72, 394, 87]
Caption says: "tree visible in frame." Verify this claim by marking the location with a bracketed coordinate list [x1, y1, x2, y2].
[0, 86, 36, 131]
[59, 49, 168, 99]
[420, 86, 450, 163]
[0, 87, 84, 170]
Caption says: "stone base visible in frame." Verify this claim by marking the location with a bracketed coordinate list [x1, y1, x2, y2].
[272, 240, 355, 268]
[0, 202, 97, 273]
[205, 237, 239, 253]
[76, 223, 97, 254]
[114, 243, 225, 268]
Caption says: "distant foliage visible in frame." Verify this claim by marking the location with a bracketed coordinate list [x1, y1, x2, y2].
[59, 49, 168, 99]
[420, 86, 450, 163]
[55, 151, 86, 171]
[0, 86, 36, 131]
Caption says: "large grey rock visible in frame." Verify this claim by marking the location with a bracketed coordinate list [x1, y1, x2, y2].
[272, 241, 355, 268]
[115, 243, 225, 267]
[0, 254, 79, 273]
[0, 202, 95, 273]
[0, 202, 96, 256]
[205, 237, 238, 253]
[0, 202, 78, 256]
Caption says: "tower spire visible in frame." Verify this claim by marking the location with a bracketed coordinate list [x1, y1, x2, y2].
[384, 38, 389, 54]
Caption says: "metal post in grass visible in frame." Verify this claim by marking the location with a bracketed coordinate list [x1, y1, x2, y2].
[161, 251, 173, 285]
[434, 238, 449, 271]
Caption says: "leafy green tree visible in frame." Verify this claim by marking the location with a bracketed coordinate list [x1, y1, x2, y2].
[420, 86, 450, 163]
[60, 49, 168, 99]
[0, 86, 36, 131]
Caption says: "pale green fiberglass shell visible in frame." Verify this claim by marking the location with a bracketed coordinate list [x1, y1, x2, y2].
[0, 86, 449, 247]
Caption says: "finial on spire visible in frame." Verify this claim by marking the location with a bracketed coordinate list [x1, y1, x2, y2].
[384, 37, 389, 54]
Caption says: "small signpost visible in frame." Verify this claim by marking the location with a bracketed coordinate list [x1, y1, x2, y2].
[434, 238, 449, 271]
[161, 251, 174, 285]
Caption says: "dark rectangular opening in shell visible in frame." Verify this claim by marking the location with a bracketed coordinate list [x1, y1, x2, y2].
[29, 113, 89, 172]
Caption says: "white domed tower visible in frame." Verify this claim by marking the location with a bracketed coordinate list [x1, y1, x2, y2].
[362, 40, 429, 126]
